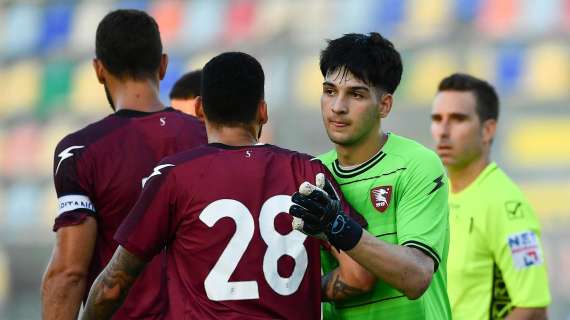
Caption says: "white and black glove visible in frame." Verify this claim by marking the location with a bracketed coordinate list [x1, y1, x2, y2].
[290, 173, 363, 251]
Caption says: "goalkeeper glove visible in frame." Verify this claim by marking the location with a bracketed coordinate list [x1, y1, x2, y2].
[289, 173, 363, 251]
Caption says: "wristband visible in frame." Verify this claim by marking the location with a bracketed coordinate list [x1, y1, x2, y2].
[325, 214, 363, 251]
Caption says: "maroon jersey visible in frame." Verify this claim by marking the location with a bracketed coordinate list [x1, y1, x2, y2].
[116, 143, 347, 320]
[52, 107, 206, 320]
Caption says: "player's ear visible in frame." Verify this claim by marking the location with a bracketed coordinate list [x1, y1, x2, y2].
[378, 91, 393, 119]
[482, 118, 497, 145]
[195, 96, 205, 121]
[258, 100, 268, 125]
[93, 59, 105, 84]
[158, 54, 168, 80]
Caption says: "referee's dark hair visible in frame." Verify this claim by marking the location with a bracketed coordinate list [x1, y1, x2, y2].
[438, 73, 499, 123]
[169, 70, 202, 100]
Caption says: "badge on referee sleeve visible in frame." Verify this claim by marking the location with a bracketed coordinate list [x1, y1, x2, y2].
[507, 231, 543, 269]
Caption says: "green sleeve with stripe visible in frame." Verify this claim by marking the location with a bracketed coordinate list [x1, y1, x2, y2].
[488, 193, 551, 307]
[396, 151, 449, 269]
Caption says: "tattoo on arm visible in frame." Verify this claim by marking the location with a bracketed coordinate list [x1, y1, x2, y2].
[322, 270, 366, 301]
[81, 247, 146, 320]
[331, 273, 366, 300]
[321, 272, 334, 301]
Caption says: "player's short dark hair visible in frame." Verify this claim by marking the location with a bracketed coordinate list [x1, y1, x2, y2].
[169, 70, 202, 100]
[201, 52, 264, 126]
[95, 9, 163, 80]
[320, 32, 403, 94]
[438, 73, 500, 122]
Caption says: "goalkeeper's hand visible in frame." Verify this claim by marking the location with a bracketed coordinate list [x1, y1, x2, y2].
[289, 173, 363, 251]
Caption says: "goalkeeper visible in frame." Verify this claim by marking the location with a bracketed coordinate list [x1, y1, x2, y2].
[290, 32, 451, 320]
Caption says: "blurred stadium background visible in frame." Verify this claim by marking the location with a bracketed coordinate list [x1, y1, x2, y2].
[0, 0, 569, 318]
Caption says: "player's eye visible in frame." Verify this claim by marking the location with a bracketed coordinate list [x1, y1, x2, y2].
[323, 87, 336, 96]
[431, 115, 441, 123]
[451, 115, 468, 122]
[352, 92, 364, 99]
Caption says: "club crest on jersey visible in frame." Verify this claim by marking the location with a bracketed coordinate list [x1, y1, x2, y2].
[370, 186, 392, 213]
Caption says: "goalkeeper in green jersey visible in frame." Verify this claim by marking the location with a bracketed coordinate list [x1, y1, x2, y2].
[430, 73, 551, 320]
[289, 33, 451, 319]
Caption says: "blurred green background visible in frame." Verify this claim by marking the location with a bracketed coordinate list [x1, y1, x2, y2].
[0, 0, 569, 318]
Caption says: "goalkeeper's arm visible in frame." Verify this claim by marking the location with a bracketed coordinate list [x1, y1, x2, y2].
[321, 248, 375, 301]
[290, 174, 434, 300]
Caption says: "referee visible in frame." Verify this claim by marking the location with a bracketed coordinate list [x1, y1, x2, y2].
[430, 73, 551, 319]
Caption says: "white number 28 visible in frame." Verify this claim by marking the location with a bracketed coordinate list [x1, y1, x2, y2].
[199, 195, 308, 301]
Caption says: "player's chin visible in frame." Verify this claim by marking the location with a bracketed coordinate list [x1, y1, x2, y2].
[326, 130, 352, 145]
[436, 148, 452, 159]
[438, 154, 456, 167]
[327, 134, 354, 146]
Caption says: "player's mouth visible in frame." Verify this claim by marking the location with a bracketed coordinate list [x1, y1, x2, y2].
[436, 144, 453, 154]
[329, 119, 350, 128]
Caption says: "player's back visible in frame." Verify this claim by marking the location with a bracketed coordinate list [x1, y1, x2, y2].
[117, 143, 324, 320]
[53, 107, 207, 319]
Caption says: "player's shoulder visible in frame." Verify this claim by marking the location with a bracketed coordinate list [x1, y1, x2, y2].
[385, 133, 443, 170]
[262, 144, 318, 163]
[480, 163, 528, 202]
[160, 144, 220, 167]
[169, 143, 314, 161]
[480, 165, 542, 235]
[157, 144, 320, 180]
[317, 149, 337, 166]
[55, 115, 117, 154]
[143, 146, 219, 187]
[268, 144, 313, 157]
[251, 144, 326, 173]
[168, 108, 204, 125]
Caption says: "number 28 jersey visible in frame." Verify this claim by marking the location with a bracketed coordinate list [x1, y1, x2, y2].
[116, 143, 341, 320]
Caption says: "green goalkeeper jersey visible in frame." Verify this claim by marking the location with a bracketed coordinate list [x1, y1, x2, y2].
[447, 162, 551, 319]
[319, 133, 451, 320]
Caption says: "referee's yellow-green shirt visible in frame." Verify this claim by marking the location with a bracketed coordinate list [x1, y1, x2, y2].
[448, 162, 551, 320]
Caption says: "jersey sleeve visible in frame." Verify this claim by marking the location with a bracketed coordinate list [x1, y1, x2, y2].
[52, 137, 95, 231]
[115, 162, 178, 261]
[396, 151, 449, 271]
[488, 194, 551, 307]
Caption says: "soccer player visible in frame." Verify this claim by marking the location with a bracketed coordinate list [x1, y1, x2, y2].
[430, 73, 551, 319]
[169, 69, 203, 117]
[81, 52, 371, 320]
[41, 9, 206, 320]
[289, 32, 451, 319]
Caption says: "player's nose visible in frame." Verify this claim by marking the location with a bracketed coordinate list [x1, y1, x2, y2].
[434, 120, 451, 138]
[331, 96, 348, 114]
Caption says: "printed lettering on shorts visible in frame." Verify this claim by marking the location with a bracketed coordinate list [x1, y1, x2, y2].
[507, 231, 543, 269]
